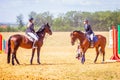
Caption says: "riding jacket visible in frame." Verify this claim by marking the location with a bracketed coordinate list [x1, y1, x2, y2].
[84, 24, 93, 35]
[26, 22, 35, 33]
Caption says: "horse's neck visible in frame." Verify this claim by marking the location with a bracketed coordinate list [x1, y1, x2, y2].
[77, 33, 86, 43]
[41, 32, 45, 39]
[37, 31, 45, 40]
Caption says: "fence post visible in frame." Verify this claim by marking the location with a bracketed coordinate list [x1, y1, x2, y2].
[108, 29, 113, 48]
[0, 34, 2, 53]
[3, 39, 6, 53]
[110, 26, 120, 61]
[118, 25, 120, 54]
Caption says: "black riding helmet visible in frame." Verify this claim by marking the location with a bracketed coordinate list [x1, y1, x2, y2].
[29, 17, 34, 21]
[84, 19, 88, 23]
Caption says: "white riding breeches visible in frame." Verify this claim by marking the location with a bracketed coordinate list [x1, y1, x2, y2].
[90, 33, 94, 41]
[27, 32, 38, 41]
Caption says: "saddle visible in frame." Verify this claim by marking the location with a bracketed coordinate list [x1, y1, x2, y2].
[23, 35, 34, 44]
[86, 35, 98, 48]
[28, 36, 34, 42]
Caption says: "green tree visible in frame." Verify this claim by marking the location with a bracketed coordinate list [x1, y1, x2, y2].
[16, 14, 24, 28]
[53, 13, 65, 27]
[34, 12, 53, 27]
[29, 11, 37, 19]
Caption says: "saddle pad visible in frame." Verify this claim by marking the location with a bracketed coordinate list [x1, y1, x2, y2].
[28, 36, 34, 42]
[24, 35, 34, 43]
[93, 35, 98, 42]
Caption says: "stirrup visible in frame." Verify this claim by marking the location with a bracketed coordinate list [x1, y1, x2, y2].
[32, 46, 37, 49]
[32, 45, 37, 49]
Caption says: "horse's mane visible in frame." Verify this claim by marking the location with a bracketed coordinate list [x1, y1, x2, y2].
[36, 25, 45, 33]
[73, 30, 84, 35]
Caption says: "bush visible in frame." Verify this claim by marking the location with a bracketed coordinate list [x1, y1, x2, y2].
[52, 26, 84, 32]
[0, 26, 18, 32]
[0, 26, 84, 32]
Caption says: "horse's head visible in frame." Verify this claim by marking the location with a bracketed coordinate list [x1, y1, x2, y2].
[70, 31, 78, 45]
[44, 23, 52, 35]
[37, 23, 52, 36]
[70, 31, 85, 45]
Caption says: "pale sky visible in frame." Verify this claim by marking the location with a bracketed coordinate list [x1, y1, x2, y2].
[0, 0, 120, 23]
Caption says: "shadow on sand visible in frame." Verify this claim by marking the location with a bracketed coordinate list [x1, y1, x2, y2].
[19, 62, 75, 66]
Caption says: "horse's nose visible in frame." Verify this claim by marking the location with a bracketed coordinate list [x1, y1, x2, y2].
[49, 32, 52, 35]
[71, 42, 74, 45]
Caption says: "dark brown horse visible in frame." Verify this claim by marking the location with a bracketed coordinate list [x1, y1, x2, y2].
[70, 30, 106, 64]
[7, 23, 52, 65]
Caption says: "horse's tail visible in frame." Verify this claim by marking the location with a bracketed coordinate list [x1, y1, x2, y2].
[7, 36, 12, 64]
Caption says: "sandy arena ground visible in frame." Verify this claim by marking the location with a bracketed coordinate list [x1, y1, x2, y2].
[0, 32, 120, 80]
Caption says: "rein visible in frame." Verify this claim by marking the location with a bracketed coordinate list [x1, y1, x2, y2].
[36, 26, 45, 38]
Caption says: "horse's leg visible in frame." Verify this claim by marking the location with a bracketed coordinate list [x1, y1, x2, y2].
[12, 48, 17, 65]
[81, 53, 85, 64]
[14, 54, 20, 65]
[30, 48, 35, 64]
[37, 47, 41, 64]
[94, 47, 99, 63]
[13, 44, 20, 65]
[12, 50, 19, 65]
[81, 46, 88, 64]
[101, 48, 105, 63]
[102, 51, 105, 63]
[12, 53, 15, 65]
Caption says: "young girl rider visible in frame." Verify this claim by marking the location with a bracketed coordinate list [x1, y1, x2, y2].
[26, 18, 38, 48]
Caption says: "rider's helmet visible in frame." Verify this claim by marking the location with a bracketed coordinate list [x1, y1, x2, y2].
[29, 17, 34, 21]
[84, 19, 88, 23]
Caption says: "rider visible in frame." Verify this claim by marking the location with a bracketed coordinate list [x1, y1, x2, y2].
[26, 17, 38, 48]
[83, 19, 94, 47]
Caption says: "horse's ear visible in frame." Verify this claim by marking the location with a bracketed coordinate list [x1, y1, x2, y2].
[47, 23, 48, 25]
[46, 23, 50, 28]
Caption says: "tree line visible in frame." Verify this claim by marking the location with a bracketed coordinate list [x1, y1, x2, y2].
[1, 10, 120, 32]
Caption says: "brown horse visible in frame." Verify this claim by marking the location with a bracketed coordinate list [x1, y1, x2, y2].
[7, 23, 52, 65]
[70, 30, 106, 64]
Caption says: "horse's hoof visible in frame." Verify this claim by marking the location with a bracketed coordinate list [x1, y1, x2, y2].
[30, 60, 33, 65]
[17, 62, 20, 65]
[81, 60, 84, 64]
[101, 62, 104, 64]
[94, 61, 96, 64]
[81, 62, 84, 64]
[12, 63, 15, 65]
[12, 62, 15, 65]
[81, 58, 85, 64]
[38, 62, 41, 64]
